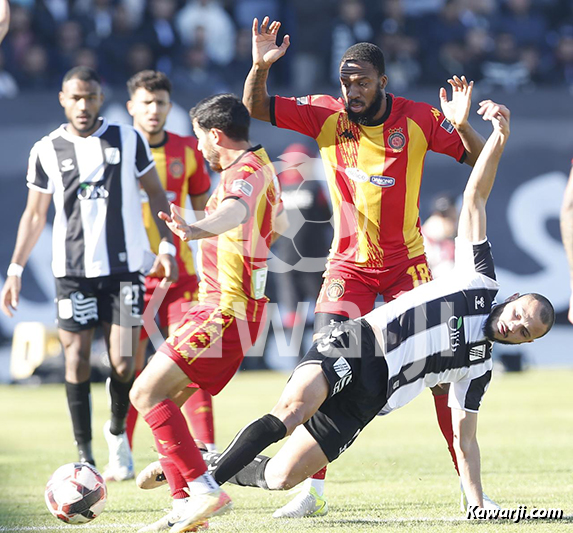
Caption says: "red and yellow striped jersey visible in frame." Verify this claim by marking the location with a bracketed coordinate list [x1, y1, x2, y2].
[197, 145, 281, 322]
[271, 93, 465, 269]
[142, 131, 210, 280]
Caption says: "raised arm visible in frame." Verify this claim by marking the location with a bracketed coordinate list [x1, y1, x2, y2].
[243, 16, 290, 122]
[0, 0, 10, 44]
[561, 164, 573, 324]
[457, 101, 510, 243]
[440, 76, 485, 167]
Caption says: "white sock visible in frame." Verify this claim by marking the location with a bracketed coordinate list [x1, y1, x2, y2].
[188, 473, 219, 496]
[205, 443, 217, 452]
[303, 477, 325, 497]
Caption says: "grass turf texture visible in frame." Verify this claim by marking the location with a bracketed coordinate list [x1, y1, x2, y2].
[0, 369, 572, 532]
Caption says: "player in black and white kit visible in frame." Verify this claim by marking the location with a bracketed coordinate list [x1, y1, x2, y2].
[0, 67, 177, 481]
[201, 98, 555, 511]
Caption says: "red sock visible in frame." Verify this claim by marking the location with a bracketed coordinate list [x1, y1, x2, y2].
[156, 446, 189, 500]
[311, 467, 327, 480]
[183, 389, 215, 446]
[125, 371, 142, 449]
[433, 393, 459, 475]
[144, 399, 207, 481]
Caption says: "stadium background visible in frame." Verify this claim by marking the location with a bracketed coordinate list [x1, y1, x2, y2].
[0, 0, 572, 380]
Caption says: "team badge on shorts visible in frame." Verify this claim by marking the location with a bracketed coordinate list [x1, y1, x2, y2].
[387, 128, 406, 152]
[169, 158, 184, 178]
[326, 278, 345, 301]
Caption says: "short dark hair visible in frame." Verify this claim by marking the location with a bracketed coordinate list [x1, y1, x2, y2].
[527, 293, 555, 337]
[127, 70, 172, 96]
[62, 66, 101, 87]
[340, 42, 386, 76]
[190, 94, 250, 142]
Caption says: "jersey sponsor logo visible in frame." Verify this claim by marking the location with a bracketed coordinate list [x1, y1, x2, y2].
[431, 107, 442, 121]
[296, 96, 309, 106]
[440, 118, 455, 134]
[169, 157, 184, 178]
[77, 181, 109, 200]
[60, 158, 75, 173]
[345, 167, 369, 183]
[447, 315, 463, 352]
[332, 372, 352, 395]
[475, 296, 485, 309]
[69, 292, 99, 325]
[369, 175, 395, 188]
[387, 128, 406, 152]
[231, 179, 254, 197]
[333, 356, 351, 378]
[326, 278, 345, 301]
[104, 147, 121, 165]
[469, 343, 487, 361]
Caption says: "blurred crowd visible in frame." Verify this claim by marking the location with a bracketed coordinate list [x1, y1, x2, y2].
[1, 0, 573, 98]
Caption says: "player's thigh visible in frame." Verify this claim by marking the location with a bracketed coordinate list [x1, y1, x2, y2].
[131, 351, 192, 414]
[271, 362, 329, 433]
[265, 425, 329, 490]
[381, 255, 432, 302]
[315, 265, 377, 319]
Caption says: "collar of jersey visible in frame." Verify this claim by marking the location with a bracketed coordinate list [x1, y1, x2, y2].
[222, 144, 262, 171]
[59, 117, 108, 141]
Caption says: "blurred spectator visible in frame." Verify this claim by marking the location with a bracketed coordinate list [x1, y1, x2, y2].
[272, 143, 332, 335]
[54, 20, 85, 76]
[97, 4, 136, 84]
[172, 45, 228, 99]
[377, 31, 421, 91]
[79, 0, 115, 48]
[422, 193, 458, 279]
[124, 43, 155, 80]
[176, 0, 236, 66]
[480, 32, 533, 92]
[496, 0, 548, 48]
[16, 43, 54, 90]
[32, 0, 70, 46]
[330, 0, 373, 85]
[547, 28, 573, 89]
[233, 0, 280, 29]
[140, 0, 182, 76]
[460, 0, 497, 31]
[3, 5, 35, 73]
[0, 48, 18, 98]
[73, 47, 100, 72]
[463, 26, 494, 81]
[224, 27, 253, 92]
[401, 0, 445, 17]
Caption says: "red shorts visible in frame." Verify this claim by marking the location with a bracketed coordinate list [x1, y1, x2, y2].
[140, 276, 199, 340]
[158, 304, 265, 395]
[315, 255, 432, 318]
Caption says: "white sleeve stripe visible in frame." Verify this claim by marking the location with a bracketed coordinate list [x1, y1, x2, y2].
[26, 182, 53, 194]
[135, 160, 156, 178]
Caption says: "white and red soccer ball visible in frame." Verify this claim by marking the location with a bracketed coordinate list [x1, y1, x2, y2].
[45, 463, 107, 524]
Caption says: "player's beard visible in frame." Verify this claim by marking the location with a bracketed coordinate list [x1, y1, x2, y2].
[483, 302, 514, 345]
[345, 83, 384, 126]
[205, 146, 222, 173]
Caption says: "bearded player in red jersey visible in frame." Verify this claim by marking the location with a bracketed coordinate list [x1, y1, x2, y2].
[242, 17, 486, 517]
[125, 71, 217, 461]
[130, 94, 287, 532]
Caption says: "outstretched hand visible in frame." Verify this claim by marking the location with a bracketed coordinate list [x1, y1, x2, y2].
[252, 16, 290, 69]
[477, 100, 510, 137]
[439, 75, 474, 129]
[158, 204, 192, 242]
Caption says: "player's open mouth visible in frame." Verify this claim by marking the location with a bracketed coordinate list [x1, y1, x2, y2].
[350, 103, 364, 112]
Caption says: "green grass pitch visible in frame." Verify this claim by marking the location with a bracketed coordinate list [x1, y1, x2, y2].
[1, 368, 572, 532]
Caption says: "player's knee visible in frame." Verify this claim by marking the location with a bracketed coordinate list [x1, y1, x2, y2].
[264, 462, 299, 490]
[129, 380, 146, 412]
[271, 401, 305, 434]
[112, 361, 134, 382]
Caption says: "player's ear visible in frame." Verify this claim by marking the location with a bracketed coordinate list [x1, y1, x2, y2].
[210, 128, 223, 145]
[126, 100, 134, 116]
[505, 293, 520, 303]
[379, 74, 388, 89]
[58, 91, 65, 108]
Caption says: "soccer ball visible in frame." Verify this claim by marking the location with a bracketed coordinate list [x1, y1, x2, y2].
[45, 463, 107, 524]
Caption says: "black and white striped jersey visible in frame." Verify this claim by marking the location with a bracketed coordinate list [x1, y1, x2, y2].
[363, 237, 499, 415]
[26, 118, 155, 278]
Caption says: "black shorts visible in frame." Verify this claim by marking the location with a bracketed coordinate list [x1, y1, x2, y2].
[55, 272, 145, 332]
[298, 319, 389, 462]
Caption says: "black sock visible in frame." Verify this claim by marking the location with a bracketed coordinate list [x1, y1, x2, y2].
[107, 375, 135, 435]
[211, 414, 286, 485]
[227, 455, 270, 489]
[65, 380, 92, 451]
